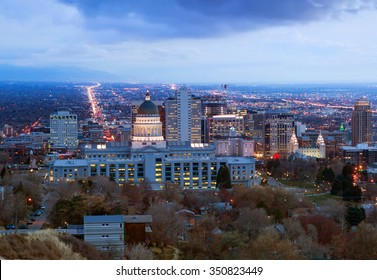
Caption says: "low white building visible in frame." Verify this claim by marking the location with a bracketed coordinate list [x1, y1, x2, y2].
[49, 143, 257, 189]
[84, 215, 124, 259]
[213, 136, 254, 157]
[50, 159, 89, 182]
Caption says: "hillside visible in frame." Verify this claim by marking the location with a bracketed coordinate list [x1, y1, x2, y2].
[0, 230, 106, 260]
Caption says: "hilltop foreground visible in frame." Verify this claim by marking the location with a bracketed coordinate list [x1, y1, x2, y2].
[0, 229, 105, 260]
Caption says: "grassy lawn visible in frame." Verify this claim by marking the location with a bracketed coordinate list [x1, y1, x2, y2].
[304, 193, 343, 204]
[280, 179, 315, 189]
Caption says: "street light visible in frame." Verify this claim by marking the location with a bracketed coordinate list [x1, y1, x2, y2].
[27, 197, 32, 205]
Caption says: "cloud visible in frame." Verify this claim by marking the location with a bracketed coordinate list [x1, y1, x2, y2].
[58, 0, 377, 40]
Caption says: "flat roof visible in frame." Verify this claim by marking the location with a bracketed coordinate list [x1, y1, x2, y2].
[84, 215, 123, 223]
[124, 215, 152, 224]
[53, 159, 88, 167]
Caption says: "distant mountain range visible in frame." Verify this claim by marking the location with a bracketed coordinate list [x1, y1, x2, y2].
[0, 64, 119, 82]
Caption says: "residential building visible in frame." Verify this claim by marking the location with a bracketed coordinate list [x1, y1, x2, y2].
[83, 214, 153, 259]
[84, 215, 124, 259]
[165, 88, 202, 143]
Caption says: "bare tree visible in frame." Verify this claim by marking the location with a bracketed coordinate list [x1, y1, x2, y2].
[147, 202, 185, 246]
[233, 208, 271, 239]
[126, 244, 154, 260]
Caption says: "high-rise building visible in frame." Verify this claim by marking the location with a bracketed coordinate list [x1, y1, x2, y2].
[264, 110, 294, 159]
[49, 111, 78, 150]
[201, 95, 227, 117]
[165, 87, 202, 143]
[351, 98, 372, 146]
[2, 124, 14, 138]
[208, 114, 245, 140]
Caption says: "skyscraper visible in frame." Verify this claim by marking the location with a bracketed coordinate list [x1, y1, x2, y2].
[264, 110, 294, 159]
[49, 111, 78, 150]
[201, 94, 227, 117]
[352, 98, 372, 146]
[165, 87, 202, 143]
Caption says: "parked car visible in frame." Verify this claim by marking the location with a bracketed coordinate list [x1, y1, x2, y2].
[40, 204, 46, 210]
[19, 224, 28, 229]
[5, 224, 15, 230]
[34, 210, 43, 216]
[27, 215, 36, 221]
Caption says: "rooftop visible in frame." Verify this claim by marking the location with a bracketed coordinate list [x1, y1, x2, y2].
[53, 159, 88, 167]
[124, 215, 153, 224]
[84, 215, 123, 223]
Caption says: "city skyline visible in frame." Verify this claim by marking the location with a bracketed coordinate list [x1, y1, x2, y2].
[1, 0, 377, 83]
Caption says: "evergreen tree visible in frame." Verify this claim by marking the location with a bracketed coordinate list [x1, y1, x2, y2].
[216, 165, 232, 189]
[342, 183, 362, 202]
[331, 175, 343, 196]
[0, 165, 7, 179]
[345, 206, 366, 227]
[322, 167, 335, 182]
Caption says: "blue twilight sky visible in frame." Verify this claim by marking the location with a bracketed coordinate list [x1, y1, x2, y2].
[1, 0, 377, 83]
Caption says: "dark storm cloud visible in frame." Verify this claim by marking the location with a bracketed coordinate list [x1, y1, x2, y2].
[59, 0, 377, 40]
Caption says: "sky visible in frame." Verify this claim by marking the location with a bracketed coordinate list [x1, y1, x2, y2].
[1, 0, 377, 83]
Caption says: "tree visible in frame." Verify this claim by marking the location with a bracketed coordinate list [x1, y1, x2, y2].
[331, 176, 343, 195]
[0, 165, 8, 179]
[345, 223, 377, 259]
[210, 231, 248, 259]
[50, 195, 86, 227]
[146, 202, 185, 246]
[366, 207, 377, 225]
[345, 206, 366, 228]
[232, 208, 270, 239]
[243, 230, 301, 259]
[342, 164, 354, 178]
[322, 167, 335, 182]
[216, 165, 232, 189]
[126, 244, 154, 260]
[342, 184, 362, 202]
[284, 218, 328, 259]
[316, 199, 346, 231]
[299, 215, 341, 245]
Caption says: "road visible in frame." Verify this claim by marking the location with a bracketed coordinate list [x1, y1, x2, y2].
[0, 187, 55, 236]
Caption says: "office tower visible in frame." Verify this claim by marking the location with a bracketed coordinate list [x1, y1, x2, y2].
[165, 87, 202, 143]
[117, 125, 131, 145]
[264, 110, 294, 159]
[208, 114, 244, 140]
[49, 111, 78, 150]
[201, 95, 227, 117]
[352, 98, 372, 146]
[2, 124, 14, 137]
[295, 121, 307, 137]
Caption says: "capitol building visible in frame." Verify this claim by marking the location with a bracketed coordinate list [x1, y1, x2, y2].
[49, 92, 257, 190]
